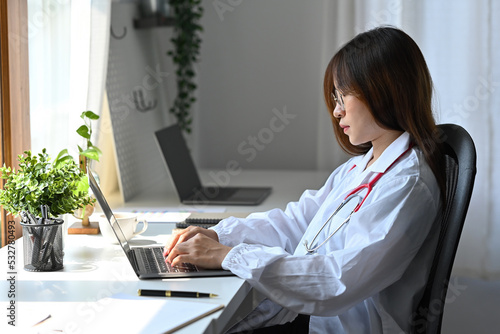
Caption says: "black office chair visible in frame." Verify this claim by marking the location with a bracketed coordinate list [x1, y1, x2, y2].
[411, 124, 477, 334]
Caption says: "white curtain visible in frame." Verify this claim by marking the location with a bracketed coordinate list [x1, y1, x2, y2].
[324, 0, 499, 279]
[28, 0, 111, 160]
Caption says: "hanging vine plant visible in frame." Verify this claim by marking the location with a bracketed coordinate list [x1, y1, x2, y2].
[167, 0, 204, 134]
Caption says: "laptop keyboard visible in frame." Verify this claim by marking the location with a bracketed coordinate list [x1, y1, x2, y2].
[137, 247, 198, 274]
[166, 261, 198, 273]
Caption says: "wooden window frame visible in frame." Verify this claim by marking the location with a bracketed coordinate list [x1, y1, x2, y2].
[0, 0, 31, 247]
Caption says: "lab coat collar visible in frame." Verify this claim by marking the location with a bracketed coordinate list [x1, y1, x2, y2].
[359, 132, 411, 174]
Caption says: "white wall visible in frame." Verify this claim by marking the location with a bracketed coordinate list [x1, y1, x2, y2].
[194, 0, 350, 171]
[192, 0, 500, 279]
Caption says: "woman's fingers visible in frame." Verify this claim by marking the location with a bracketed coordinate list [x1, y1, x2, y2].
[168, 234, 231, 269]
[163, 226, 198, 256]
[164, 226, 219, 256]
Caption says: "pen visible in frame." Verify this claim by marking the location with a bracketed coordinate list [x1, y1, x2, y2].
[138, 289, 218, 298]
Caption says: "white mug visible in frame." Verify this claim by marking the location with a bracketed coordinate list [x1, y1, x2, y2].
[98, 212, 148, 244]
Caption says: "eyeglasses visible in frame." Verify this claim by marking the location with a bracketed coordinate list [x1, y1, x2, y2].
[331, 89, 345, 111]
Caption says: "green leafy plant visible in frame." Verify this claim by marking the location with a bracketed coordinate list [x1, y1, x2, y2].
[167, 0, 204, 133]
[0, 149, 95, 218]
[73, 110, 101, 221]
[0, 110, 101, 219]
[76, 110, 102, 162]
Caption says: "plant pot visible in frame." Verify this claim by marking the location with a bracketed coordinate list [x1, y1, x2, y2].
[73, 200, 95, 226]
[20, 215, 64, 272]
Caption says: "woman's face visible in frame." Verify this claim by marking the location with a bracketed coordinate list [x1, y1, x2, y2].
[333, 94, 386, 147]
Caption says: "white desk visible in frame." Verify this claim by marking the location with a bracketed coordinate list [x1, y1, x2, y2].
[120, 169, 330, 213]
[0, 224, 257, 333]
[0, 170, 330, 333]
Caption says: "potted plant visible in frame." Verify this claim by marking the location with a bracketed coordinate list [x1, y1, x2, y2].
[167, 0, 204, 134]
[0, 149, 94, 271]
[76, 110, 102, 171]
[72, 111, 102, 228]
[0, 111, 101, 218]
[0, 149, 95, 218]
[0, 110, 102, 269]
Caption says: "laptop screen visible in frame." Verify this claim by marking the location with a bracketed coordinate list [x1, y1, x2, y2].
[87, 168, 132, 256]
[154, 124, 202, 201]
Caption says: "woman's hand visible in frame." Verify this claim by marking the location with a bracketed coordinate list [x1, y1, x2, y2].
[164, 226, 231, 269]
[164, 226, 218, 256]
[166, 233, 232, 269]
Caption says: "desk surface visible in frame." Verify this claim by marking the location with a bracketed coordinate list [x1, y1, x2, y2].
[0, 170, 330, 333]
[119, 169, 330, 213]
[0, 225, 255, 333]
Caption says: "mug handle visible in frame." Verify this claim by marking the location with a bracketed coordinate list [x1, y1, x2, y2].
[133, 220, 148, 237]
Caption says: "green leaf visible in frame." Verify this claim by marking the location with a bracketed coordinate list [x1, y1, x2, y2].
[75, 176, 89, 194]
[54, 155, 73, 168]
[89, 145, 103, 156]
[54, 149, 68, 162]
[53, 149, 74, 167]
[81, 110, 100, 120]
[76, 125, 90, 139]
[80, 148, 100, 161]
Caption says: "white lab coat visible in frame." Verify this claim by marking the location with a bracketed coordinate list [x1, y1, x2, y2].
[212, 132, 441, 333]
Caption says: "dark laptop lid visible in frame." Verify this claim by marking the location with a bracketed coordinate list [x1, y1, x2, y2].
[88, 167, 133, 258]
[88, 167, 235, 279]
[154, 124, 202, 201]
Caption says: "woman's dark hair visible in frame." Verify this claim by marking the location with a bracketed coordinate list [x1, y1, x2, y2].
[323, 26, 446, 205]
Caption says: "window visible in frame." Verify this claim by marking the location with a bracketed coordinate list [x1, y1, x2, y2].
[1, 0, 31, 246]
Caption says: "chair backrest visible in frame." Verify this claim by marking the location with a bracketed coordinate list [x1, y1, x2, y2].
[411, 124, 477, 334]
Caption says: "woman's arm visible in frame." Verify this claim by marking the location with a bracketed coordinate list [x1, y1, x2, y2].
[213, 166, 351, 253]
[221, 175, 440, 316]
[164, 185, 331, 265]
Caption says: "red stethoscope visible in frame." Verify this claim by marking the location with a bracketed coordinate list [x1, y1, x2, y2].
[304, 144, 413, 254]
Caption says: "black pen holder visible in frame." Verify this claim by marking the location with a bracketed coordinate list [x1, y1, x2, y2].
[20, 216, 64, 272]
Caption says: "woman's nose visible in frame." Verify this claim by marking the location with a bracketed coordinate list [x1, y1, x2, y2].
[333, 104, 344, 119]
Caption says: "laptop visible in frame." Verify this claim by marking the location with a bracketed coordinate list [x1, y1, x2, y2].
[154, 124, 272, 205]
[87, 168, 235, 279]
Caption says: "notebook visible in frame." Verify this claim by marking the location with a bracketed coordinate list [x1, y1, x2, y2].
[154, 124, 272, 205]
[175, 212, 250, 229]
[88, 168, 235, 279]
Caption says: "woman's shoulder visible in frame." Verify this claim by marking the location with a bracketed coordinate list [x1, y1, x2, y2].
[386, 146, 440, 195]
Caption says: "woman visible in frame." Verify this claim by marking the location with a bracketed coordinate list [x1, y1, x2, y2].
[165, 26, 445, 333]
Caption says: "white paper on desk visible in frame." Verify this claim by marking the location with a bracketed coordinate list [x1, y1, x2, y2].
[84, 297, 224, 334]
[20, 297, 224, 334]
[135, 211, 191, 223]
[120, 208, 226, 222]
